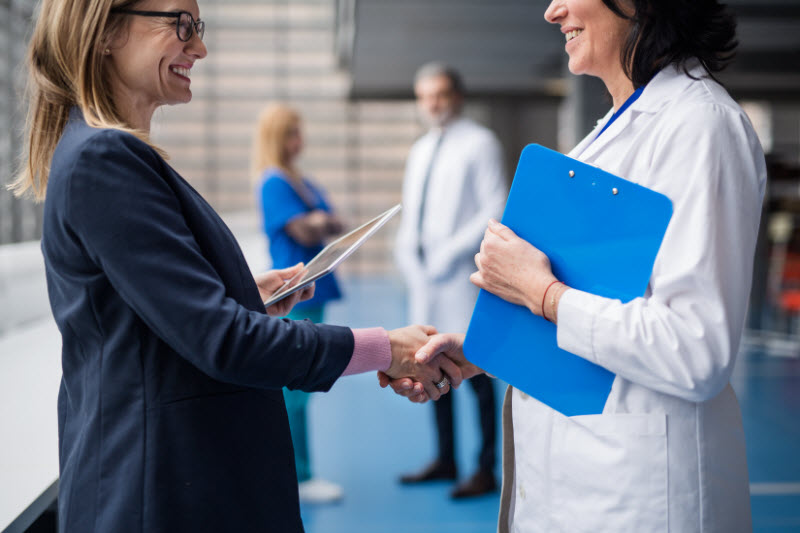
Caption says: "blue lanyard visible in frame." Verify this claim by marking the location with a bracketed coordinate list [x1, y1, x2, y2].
[595, 85, 646, 141]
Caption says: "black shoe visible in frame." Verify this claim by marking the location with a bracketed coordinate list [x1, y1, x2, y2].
[399, 460, 458, 484]
[450, 469, 498, 499]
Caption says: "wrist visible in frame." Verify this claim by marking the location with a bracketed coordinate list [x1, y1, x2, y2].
[538, 278, 560, 319]
[343, 328, 391, 377]
[385, 329, 406, 377]
[524, 276, 551, 316]
[549, 283, 569, 324]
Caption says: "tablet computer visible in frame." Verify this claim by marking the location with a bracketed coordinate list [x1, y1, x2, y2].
[263, 204, 402, 308]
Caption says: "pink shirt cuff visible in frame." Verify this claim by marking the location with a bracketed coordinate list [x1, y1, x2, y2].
[342, 327, 391, 377]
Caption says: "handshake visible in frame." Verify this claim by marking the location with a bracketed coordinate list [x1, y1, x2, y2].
[379, 326, 484, 403]
[258, 268, 484, 400]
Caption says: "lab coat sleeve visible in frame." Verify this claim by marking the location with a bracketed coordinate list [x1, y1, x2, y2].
[67, 130, 354, 392]
[426, 134, 508, 281]
[556, 103, 766, 402]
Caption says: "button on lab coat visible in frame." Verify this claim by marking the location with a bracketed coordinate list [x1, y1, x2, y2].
[500, 63, 767, 533]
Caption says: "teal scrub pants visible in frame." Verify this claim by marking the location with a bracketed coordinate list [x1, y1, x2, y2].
[283, 306, 324, 482]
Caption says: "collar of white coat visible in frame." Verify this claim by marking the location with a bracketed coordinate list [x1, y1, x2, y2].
[572, 59, 707, 160]
[629, 59, 707, 115]
[430, 115, 467, 136]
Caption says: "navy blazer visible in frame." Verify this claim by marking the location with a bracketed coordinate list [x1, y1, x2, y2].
[41, 109, 354, 532]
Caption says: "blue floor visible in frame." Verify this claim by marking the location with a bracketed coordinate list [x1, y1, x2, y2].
[299, 276, 800, 532]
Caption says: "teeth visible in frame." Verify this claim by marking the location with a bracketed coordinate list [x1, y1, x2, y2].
[170, 66, 190, 78]
[566, 30, 583, 42]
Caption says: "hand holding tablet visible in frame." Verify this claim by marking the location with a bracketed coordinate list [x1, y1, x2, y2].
[263, 204, 402, 308]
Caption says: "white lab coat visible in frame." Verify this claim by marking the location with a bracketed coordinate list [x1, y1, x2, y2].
[500, 62, 766, 533]
[395, 116, 508, 332]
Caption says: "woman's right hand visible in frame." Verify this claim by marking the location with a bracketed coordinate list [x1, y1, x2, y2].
[379, 333, 485, 403]
[471, 219, 567, 320]
[383, 325, 464, 401]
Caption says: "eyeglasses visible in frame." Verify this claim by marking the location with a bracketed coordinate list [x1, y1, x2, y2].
[110, 9, 205, 42]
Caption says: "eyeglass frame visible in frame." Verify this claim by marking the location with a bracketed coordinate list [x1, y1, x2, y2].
[110, 9, 205, 42]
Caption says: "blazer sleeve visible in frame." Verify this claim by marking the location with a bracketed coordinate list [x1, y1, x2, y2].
[65, 129, 353, 392]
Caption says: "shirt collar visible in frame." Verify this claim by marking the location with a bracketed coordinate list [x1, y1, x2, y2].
[629, 59, 708, 115]
[68, 106, 85, 123]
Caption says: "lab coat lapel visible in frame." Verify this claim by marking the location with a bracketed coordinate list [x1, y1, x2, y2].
[574, 109, 629, 161]
[571, 64, 697, 161]
[408, 130, 441, 229]
[569, 111, 611, 159]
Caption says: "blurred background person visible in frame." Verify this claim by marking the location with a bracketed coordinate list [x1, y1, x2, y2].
[393, 62, 508, 499]
[253, 103, 346, 504]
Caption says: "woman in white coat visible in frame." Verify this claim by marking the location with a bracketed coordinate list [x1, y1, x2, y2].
[384, 0, 766, 531]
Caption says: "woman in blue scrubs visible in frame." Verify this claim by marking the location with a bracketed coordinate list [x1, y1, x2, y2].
[253, 103, 345, 503]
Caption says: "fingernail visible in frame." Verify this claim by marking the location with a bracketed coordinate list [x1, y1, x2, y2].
[416, 351, 429, 363]
[488, 218, 498, 226]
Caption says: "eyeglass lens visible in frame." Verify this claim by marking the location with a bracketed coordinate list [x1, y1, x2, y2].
[178, 12, 205, 41]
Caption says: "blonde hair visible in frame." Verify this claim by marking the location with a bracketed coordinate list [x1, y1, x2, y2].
[10, 0, 160, 201]
[251, 103, 301, 182]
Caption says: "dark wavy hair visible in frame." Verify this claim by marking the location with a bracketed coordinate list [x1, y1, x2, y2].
[602, 0, 738, 88]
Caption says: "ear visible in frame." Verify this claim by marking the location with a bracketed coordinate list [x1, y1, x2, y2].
[100, 36, 116, 56]
[103, 14, 132, 54]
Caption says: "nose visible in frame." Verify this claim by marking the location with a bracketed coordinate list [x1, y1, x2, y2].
[544, 0, 566, 23]
[188, 32, 208, 59]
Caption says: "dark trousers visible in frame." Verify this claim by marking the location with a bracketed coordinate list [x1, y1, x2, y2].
[434, 373, 496, 472]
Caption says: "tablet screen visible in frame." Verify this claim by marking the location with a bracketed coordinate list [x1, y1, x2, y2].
[263, 204, 401, 308]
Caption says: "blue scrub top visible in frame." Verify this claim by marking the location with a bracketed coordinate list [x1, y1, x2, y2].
[258, 168, 342, 308]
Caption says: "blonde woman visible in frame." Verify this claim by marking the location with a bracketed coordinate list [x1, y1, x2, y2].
[11, 0, 463, 530]
[252, 103, 345, 503]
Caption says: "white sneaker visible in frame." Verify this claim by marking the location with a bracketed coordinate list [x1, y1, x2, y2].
[297, 478, 344, 504]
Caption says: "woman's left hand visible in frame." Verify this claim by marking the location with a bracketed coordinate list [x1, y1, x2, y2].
[255, 263, 316, 317]
[471, 219, 557, 317]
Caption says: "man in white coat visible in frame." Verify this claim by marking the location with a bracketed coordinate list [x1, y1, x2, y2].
[394, 62, 509, 498]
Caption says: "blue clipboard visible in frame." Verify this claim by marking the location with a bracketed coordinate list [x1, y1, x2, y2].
[463, 144, 673, 416]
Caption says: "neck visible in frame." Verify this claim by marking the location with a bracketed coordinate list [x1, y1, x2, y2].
[127, 104, 156, 133]
[603, 70, 636, 112]
[111, 84, 156, 133]
[283, 164, 300, 180]
[433, 111, 459, 131]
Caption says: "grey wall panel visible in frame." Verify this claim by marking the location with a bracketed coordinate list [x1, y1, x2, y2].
[349, 0, 560, 97]
[347, 0, 800, 100]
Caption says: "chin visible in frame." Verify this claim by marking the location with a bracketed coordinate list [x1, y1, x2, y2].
[567, 58, 588, 76]
[170, 92, 193, 106]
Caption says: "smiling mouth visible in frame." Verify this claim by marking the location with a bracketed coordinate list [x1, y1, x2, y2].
[169, 66, 191, 78]
[566, 29, 583, 42]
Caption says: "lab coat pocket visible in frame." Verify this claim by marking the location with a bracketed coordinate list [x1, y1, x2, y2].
[549, 412, 668, 532]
